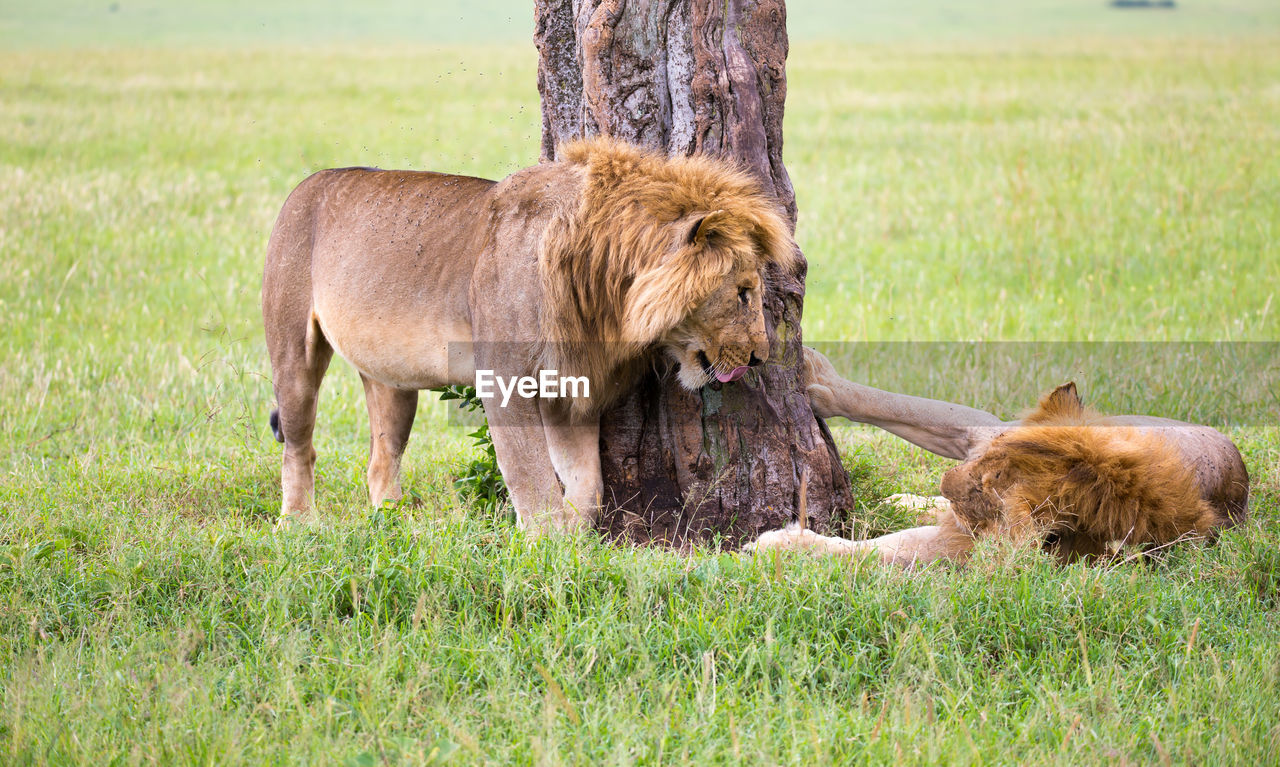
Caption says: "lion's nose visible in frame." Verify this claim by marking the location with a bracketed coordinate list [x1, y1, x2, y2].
[748, 352, 763, 367]
[939, 466, 964, 498]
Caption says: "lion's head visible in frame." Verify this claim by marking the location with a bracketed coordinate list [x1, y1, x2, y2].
[939, 382, 1219, 550]
[940, 382, 1107, 533]
[539, 138, 799, 412]
[639, 209, 774, 390]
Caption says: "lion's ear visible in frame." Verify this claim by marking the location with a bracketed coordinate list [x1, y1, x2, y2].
[1039, 382, 1084, 419]
[680, 210, 729, 246]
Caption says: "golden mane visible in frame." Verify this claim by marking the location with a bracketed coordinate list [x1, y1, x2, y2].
[536, 137, 798, 415]
[985, 383, 1220, 546]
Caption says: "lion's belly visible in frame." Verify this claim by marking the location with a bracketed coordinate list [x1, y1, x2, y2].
[303, 167, 494, 391]
[313, 298, 474, 391]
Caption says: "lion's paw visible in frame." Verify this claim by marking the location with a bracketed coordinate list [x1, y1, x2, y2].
[743, 522, 819, 553]
[801, 346, 838, 387]
[801, 348, 845, 419]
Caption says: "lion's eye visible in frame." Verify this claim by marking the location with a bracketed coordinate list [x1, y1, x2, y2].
[738, 287, 750, 304]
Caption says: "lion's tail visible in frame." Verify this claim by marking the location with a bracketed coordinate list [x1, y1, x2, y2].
[269, 409, 284, 443]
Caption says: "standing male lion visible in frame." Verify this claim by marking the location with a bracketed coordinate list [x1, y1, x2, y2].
[262, 138, 797, 529]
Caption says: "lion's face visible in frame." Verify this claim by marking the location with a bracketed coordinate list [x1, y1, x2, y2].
[540, 142, 800, 411]
[940, 429, 1079, 535]
[940, 449, 1012, 529]
[659, 263, 770, 390]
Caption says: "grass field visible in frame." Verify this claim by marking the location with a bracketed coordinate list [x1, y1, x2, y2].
[2, 1, 1279, 764]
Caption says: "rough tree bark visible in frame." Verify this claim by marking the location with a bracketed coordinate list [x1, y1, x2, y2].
[534, 0, 853, 547]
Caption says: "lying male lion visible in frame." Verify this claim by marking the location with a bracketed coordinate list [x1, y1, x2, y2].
[747, 348, 1249, 565]
[263, 138, 796, 529]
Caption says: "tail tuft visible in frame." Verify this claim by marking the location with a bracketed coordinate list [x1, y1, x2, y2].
[269, 409, 284, 443]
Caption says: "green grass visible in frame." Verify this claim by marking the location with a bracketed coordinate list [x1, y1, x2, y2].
[5, 0, 1280, 47]
[0, 0, 535, 48]
[2, 2, 1280, 764]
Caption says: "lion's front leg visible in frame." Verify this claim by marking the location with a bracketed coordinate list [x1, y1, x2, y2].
[847, 522, 975, 566]
[885, 493, 952, 513]
[484, 395, 591, 534]
[743, 523, 867, 557]
[540, 400, 602, 532]
[743, 524, 932, 565]
[745, 510, 978, 567]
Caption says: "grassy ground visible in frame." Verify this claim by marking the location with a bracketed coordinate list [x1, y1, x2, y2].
[2, 2, 1279, 764]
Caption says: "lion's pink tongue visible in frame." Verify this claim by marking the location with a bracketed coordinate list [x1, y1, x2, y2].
[716, 366, 750, 383]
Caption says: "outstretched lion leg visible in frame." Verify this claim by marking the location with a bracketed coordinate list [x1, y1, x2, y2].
[743, 525, 868, 557]
[745, 510, 977, 567]
[360, 374, 418, 507]
[540, 400, 602, 532]
[803, 346, 1008, 461]
[848, 513, 977, 566]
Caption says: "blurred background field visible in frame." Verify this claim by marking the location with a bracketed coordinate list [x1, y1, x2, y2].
[1, 1, 1279, 763]
[3, 0, 1280, 46]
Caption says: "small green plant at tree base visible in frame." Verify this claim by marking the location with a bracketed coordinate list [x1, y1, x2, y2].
[433, 385, 508, 514]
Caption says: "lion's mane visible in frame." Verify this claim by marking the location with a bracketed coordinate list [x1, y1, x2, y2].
[535, 138, 798, 415]
[959, 384, 1221, 546]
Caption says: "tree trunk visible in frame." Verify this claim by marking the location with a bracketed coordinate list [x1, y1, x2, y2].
[534, 0, 853, 548]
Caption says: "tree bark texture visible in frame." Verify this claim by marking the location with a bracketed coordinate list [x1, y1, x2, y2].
[534, 0, 853, 548]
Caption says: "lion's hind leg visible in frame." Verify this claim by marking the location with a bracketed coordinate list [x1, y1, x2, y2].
[361, 375, 418, 507]
[266, 315, 333, 526]
[263, 177, 335, 527]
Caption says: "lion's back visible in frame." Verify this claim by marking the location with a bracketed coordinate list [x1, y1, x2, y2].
[1100, 416, 1250, 527]
[266, 166, 498, 281]
[304, 166, 496, 258]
